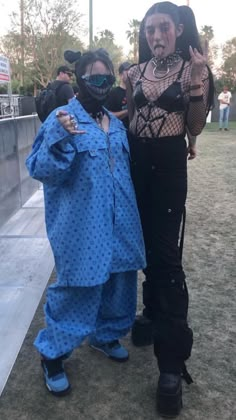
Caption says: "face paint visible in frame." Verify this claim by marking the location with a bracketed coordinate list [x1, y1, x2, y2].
[145, 13, 178, 59]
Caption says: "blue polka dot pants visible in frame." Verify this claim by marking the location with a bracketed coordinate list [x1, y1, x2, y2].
[34, 271, 137, 359]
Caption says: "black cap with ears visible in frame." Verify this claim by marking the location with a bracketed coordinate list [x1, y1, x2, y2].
[64, 50, 82, 64]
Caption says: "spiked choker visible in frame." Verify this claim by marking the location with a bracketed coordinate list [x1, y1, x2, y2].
[151, 52, 182, 79]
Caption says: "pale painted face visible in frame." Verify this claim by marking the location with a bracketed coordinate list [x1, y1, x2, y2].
[84, 60, 111, 77]
[145, 13, 183, 59]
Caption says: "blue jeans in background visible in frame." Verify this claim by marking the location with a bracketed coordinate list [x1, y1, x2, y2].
[219, 106, 230, 129]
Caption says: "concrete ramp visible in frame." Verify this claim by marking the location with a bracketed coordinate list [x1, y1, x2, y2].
[0, 188, 54, 395]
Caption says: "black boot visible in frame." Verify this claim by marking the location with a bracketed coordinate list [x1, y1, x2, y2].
[131, 315, 154, 347]
[157, 373, 182, 418]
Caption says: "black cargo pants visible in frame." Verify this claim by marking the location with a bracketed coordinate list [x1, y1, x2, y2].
[129, 134, 193, 373]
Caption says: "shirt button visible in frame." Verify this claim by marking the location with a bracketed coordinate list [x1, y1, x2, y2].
[151, 165, 156, 170]
[168, 208, 172, 213]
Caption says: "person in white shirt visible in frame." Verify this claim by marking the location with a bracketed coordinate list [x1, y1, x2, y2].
[218, 86, 232, 131]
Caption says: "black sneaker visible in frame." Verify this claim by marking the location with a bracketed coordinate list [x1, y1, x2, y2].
[41, 357, 71, 396]
[131, 315, 154, 347]
[157, 373, 182, 418]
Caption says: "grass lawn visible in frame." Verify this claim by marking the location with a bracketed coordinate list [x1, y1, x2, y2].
[204, 121, 236, 131]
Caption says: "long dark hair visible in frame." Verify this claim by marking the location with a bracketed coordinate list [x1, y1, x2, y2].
[177, 5, 203, 60]
[138, 2, 214, 111]
[139, 2, 202, 63]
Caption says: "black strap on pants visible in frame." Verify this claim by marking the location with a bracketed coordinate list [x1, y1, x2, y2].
[129, 134, 193, 374]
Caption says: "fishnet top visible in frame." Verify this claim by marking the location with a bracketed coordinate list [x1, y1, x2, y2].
[128, 61, 210, 138]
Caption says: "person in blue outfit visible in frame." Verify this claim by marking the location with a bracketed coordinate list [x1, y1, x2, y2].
[26, 48, 146, 397]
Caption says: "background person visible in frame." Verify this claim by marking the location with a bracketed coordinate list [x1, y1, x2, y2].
[126, 2, 214, 417]
[218, 86, 231, 131]
[52, 65, 75, 106]
[35, 65, 75, 122]
[104, 61, 131, 129]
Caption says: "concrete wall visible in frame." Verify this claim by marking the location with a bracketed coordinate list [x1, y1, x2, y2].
[0, 116, 41, 227]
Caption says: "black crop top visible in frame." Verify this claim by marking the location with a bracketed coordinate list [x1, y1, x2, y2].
[133, 60, 186, 114]
[131, 61, 187, 137]
[129, 60, 210, 138]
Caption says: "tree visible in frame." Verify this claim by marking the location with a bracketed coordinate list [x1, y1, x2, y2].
[199, 25, 218, 69]
[0, 0, 84, 94]
[92, 30, 123, 73]
[126, 19, 140, 63]
[200, 25, 214, 43]
[218, 37, 236, 92]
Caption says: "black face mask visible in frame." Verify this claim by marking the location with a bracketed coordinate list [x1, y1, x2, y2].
[76, 73, 115, 116]
[80, 74, 115, 101]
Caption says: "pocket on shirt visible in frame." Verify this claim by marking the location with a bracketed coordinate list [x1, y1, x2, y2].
[73, 136, 109, 180]
[74, 134, 107, 155]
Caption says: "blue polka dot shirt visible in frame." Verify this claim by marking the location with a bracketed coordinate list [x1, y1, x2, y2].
[26, 98, 146, 286]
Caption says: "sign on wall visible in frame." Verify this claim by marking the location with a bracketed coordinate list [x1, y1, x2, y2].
[0, 56, 10, 83]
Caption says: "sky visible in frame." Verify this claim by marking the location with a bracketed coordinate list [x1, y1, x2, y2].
[0, 0, 235, 54]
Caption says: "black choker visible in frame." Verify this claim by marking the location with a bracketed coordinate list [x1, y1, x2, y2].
[151, 52, 182, 79]
[90, 110, 104, 128]
[89, 110, 104, 120]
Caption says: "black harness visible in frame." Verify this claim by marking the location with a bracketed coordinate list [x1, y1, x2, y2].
[133, 61, 186, 137]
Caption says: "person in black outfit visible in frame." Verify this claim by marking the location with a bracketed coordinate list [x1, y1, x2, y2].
[126, 2, 214, 417]
[105, 61, 131, 129]
[51, 65, 75, 106]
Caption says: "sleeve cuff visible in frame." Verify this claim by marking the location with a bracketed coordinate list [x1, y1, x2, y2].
[44, 113, 72, 148]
